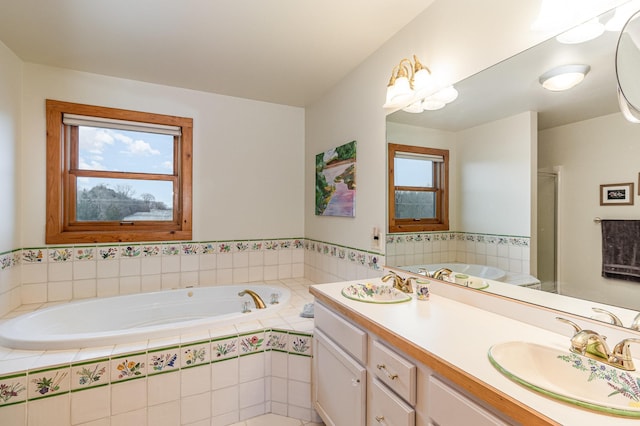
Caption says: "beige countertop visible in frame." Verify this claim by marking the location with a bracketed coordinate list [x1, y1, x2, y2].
[310, 279, 640, 426]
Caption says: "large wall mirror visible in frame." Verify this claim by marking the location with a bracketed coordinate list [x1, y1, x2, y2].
[386, 3, 640, 330]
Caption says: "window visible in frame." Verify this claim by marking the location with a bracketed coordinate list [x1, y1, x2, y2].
[46, 99, 193, 243]
[388, 143, 449, 233]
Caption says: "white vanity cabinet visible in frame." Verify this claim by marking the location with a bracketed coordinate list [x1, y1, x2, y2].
[313, 303, 368, 426]
[313, 300, 518, 426]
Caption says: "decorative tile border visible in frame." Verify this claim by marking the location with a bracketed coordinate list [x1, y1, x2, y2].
[385, 231, 530, 247]
[0, 327, 312, 406]
[304, 239, 383, 272]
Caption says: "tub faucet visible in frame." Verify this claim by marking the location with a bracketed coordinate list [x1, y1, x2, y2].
[238, 289, 266, 309]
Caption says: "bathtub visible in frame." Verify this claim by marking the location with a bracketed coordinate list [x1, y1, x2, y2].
[402, 263, 506, 281]
[0, 285, 290, 350]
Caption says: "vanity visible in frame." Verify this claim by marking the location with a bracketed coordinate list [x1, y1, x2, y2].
[310, 277, 640, 425]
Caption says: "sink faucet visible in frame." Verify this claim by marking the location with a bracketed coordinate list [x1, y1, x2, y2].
[557, 317, 640, 371]
[381, 272, 414, 293]
[557, 317, 611, 362]
[238, 289, 266, 309]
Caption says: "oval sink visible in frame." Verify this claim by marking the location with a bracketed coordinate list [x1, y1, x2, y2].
[488, 341, 640, 417]
[341, 283, 412, 304]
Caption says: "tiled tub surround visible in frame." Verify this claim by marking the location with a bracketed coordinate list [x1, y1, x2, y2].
[0, 238, 384, 318]
[386, 231, 531, 276]
[0, 278, 321, 426]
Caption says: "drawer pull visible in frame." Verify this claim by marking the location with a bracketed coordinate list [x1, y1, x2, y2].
[351, 378, 361, 387]
[375, 415, 386, 424]
[376, 363, 398, 380]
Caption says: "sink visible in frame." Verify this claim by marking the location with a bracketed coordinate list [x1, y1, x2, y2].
[488, 341, 640, 417]
[341, 283, 411, 303]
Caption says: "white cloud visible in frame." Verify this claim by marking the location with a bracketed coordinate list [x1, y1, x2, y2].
[78, 156, 106, 170]
[79, 128, 114, 154]
[114, 132, 160, 156]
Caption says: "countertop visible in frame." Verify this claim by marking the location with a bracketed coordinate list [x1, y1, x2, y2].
[310, 279, 640, 426]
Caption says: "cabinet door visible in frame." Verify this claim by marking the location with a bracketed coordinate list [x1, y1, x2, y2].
[428, 376, 511, 426]
[314, 329, 367, 426]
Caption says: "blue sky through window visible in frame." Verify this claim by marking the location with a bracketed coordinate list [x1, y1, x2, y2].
[77, 127, 174, 205]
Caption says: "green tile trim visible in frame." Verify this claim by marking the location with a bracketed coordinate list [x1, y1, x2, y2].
[71, 358, 109, 367]
[0, 399, 25, 408]
[0, 372, 26, 381]
[148, 345, 179, 353]
[70, 382, 109, 392]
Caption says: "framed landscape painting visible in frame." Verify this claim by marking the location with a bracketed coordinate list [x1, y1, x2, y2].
[315, 140, 356, 217]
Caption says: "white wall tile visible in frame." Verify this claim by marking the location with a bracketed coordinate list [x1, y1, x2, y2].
[181, 364, 211, 396]
[28, 393, 71, 426]
[211, 357, 238, 390]
[211, 385, 239, 416]
[181, 392, 211, 425]
[110, 408, 146, 426]
[147, 370, 180, 406]
[239, 378, 265, 408]
[48, 262, 73, 282]
[147, 400, 180, 426]
[111, 379, 147, 415]
[239, 353, 265, 383]
[71, 385, 110, 425]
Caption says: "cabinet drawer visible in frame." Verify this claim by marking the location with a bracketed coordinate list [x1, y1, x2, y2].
[428, 376, 510, 426]
[371, 339, 416, 405]
[315, 302, 367, 363]
[370, 378, 415, 426]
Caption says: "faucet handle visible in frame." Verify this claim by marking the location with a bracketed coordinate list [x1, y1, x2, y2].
[610, 338, 640, 371]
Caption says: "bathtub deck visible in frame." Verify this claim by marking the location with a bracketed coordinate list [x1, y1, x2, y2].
[0, 278, 316, 375]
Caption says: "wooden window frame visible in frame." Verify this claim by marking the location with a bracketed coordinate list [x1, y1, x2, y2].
[46, 99, 193, 244]
[388, 143, 449, 233]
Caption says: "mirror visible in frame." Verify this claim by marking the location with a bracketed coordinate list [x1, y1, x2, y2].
[617, 9, 640, 120]
[386, 4, 640, 330]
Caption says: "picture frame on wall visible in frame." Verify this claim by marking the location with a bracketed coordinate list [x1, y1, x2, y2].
[600, 182, 634, 205]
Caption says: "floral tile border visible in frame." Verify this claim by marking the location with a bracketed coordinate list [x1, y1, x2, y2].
[0, 373, 27, 406]
[71, 359, 109, 390]
[304, 239, 382, 271]
[148, 346, 179, 375]
[1, 238, 384, 273]
[0, 328, 313, 405]
[28, 366, 70, 400]
[385, 231, 530, 248]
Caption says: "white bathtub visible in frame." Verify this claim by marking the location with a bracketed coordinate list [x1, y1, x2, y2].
[403, 263, 506, 281]
[0, 285, 290, 350]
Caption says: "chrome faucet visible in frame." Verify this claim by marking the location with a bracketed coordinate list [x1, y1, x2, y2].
[381, 272, 413, 293]
[557, 317, 640, 371]
[238, 289, 266, 309]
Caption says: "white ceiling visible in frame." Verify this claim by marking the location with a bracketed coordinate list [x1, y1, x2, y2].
[0, 0, 433, 107]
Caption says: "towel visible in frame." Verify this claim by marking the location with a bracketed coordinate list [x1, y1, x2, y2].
[601, 219, 640, 282]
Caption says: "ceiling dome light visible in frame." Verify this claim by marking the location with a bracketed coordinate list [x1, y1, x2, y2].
[539, 64, 590, 91]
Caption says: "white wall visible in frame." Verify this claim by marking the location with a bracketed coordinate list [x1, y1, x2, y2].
[456, 111, 536, 237]
[304, 0, 614, 255]
[20, 63, 305, 247]
[539, 112, 640, 310]
[0, 41, 21, 253]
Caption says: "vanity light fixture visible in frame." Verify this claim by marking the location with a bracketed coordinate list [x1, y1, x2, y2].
[383, 55, 434, 109]
[421, 86, 459, 111]
[539, 64, 590, 91]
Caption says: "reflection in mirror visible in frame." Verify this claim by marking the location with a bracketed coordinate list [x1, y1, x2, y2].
[386, 4, 640, 330]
